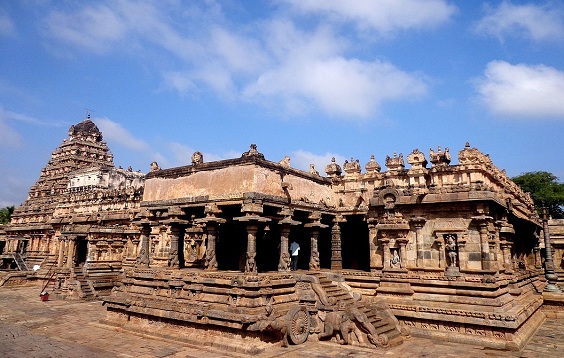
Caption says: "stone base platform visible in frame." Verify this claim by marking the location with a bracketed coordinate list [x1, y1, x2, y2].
[103, 268, 406, 353]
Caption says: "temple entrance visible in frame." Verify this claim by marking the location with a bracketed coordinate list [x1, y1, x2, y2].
[76, 237, 88, 266]
[256, 223, 280, 272]
[341, 215, 370, 271]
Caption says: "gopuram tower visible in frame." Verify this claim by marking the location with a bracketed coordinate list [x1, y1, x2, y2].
[10, 117, 114, 228]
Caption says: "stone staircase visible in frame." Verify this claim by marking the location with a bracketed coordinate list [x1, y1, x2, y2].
[311, 272, 405, 347]
[72, 268, 97, 300]
[12, 253, 29, 271]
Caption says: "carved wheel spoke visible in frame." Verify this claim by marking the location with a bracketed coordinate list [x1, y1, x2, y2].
[287, 306, 310, 345]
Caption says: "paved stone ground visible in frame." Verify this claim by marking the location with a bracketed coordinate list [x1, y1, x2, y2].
[1, 285, 563, 358]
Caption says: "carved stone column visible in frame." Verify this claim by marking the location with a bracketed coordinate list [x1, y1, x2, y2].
[410, 217, 426, 268]
[473, 215, 493, 270]
[66, 236, 76, 268]
[233, 200, 270, 274]
[204, 221, 219, 271]
[434, 238, 444, 268]
[279, 226, 291, 271]
[245, 223, 259, 273]
[309, 228, 320, 271]
[380, 236, 391, 269]
[367, 219, 382, 271]
[542, 207, 561, 292]
[397, 236, 409, 269]
[331, 215, 345, 270]
[194, 204, 226, 271]
[305, 211, 328, 271]
[135, 223, 151, 267]
[278, 213, 300, 272]
[57, 237, 66, 267]
[167, 224, 181, 268]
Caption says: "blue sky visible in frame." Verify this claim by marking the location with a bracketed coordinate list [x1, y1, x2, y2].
[1, 0, 564, 207]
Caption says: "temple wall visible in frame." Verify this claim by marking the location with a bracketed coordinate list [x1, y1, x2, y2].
[144, 165, 335, 206]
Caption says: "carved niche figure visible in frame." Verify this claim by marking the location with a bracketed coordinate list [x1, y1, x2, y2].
[445, 234, 458, 267]
[390, 249, 401, 268]
[191, 151, 203, 165]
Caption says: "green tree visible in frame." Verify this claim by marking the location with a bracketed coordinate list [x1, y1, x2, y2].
[512, 171, 564, 219]
[0, 206, 15, 224]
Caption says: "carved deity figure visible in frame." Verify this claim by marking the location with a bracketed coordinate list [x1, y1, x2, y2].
[191, 151, 203, 165]
[309, 164, 319, 176]
[445, 235, 458, 267]
[150, 161, 160, 172]
[279, 156, 291, 168]
[390, 249, 400, 268]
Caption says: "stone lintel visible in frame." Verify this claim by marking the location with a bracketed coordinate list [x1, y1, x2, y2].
[279, 217, 301, 226]
[193, 217, 226, 225]
[304, 223, 329, 229]
[233, 215, 271, 223]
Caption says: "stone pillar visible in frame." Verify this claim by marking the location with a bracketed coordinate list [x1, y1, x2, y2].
[278, 213, 300, 272]
[368, 220, 382, 271]
[309, 229, 320, 271]
[473, 216, 493, 270]
[245, 223, 259, 273]
[331, 219, 343, 270]
[304, 212, 327, 271]
[168, 224, 181, 268]
[411, 217, 426, 268]
[66, 236, 76, 268]
[57, 237, 66, 267]
[205, 222, 219, 271]
[397, 236, 408, 269]
[279, 226, 291, 271]
[380, 237, 391, 269]
[500, 240, 513, 273]
[434, 238, 444, 268]
[136, 224, 151, 267]
[542, 207, 561, 292]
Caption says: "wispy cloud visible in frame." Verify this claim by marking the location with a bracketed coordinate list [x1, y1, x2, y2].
[476, 61, 564, 119]
[243, 20, 427, 118]
[0, 118, 22, 148]
[281, 0, 456, 35]
[0, 107, 67, 148]
[474, 1, 564, 41]
[94, 117, 150, 151]
[290, 149, 346, 174]
[40, 1, 431, 120]
[0, 9, 15, 36]
[44, 5, 128, 54]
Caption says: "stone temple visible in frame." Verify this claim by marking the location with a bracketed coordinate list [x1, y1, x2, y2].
[1, 117, 563, 353]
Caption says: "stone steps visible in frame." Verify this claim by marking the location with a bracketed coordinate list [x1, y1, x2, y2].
[310, 271, 404, 347]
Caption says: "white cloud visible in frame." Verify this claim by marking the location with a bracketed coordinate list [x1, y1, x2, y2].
[476, 61, 564, 118]
[281, 0, 456, 35]
[41, 1, 429, 120]
[44, 5, 127, 54]
[0, 118, 22, 148]
[290, 149, 346, 174]
[0, 10, 15, 36]
[94, 117, 150, 151]
[245, 57, 427, 118]
[475, 1, 564, 41]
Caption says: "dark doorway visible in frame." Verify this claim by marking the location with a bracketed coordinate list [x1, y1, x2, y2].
[341, 215, 370, 271]
[76, 237, 88, 266]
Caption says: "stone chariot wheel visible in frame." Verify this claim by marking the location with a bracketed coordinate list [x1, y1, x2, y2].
[286, 306, 310, 345]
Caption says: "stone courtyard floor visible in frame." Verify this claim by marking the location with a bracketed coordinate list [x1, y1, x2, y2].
[1, 285, 563, 358]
